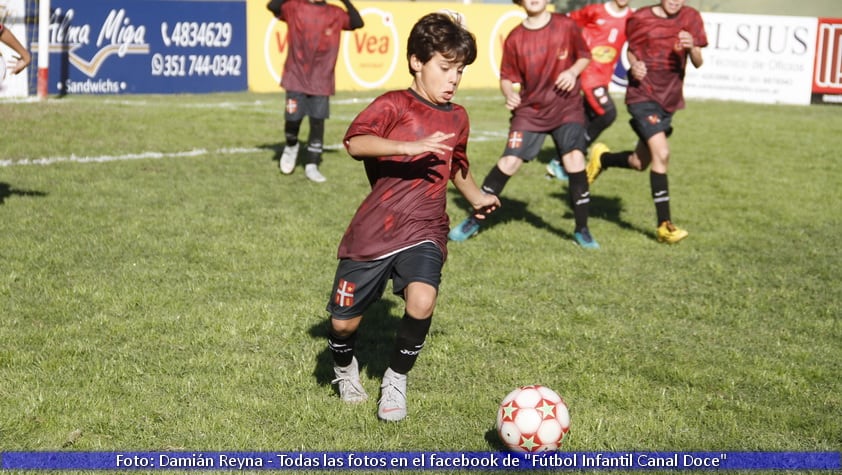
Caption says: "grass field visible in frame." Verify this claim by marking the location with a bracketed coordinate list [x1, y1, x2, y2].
[1, 89, 840, 471]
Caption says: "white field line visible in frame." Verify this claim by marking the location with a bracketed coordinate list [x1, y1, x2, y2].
[1, 133, 505, 168]
[1, 94, 506, 167]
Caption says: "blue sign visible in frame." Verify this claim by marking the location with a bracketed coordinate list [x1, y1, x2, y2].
[43, 0, 247, 94]
[1, 451, 840, 471]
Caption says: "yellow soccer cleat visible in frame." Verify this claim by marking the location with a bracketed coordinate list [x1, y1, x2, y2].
[657, 220, 689, 244]
[586, 143, 609, 184]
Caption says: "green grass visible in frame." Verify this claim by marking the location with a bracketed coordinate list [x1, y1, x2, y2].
[0, 90, 840, 472]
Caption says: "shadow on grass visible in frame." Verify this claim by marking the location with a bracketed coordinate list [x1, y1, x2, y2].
[308, 298, 401, 391]
[0, 182, 48, 205]
[449, 193, 573, 241]
[257, 142, 339, 169]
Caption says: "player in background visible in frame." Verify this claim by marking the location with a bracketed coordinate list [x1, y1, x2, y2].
[266, 0, 363, 183]
[586, 0, 707, 243]
[325, 13, 499, 422]
[546, 0, 633, 182]
[448, 0, 600, 249]
[0, 23, 32, 76]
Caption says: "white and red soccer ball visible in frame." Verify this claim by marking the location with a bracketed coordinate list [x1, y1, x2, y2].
[496, 385, 570, 452]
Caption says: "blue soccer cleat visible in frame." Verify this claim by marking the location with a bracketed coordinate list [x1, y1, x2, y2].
[448, 216, 481, 241]
[574, 227, 600, 249]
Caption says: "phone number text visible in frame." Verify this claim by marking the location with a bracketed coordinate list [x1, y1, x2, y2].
[151, 54, 242, 77]
[161, 22, 234, 48]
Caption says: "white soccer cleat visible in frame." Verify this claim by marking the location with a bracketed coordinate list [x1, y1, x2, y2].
[332, 357, 368, 403]
[305, 164, 326, 183]
[280, 143, 299, 175]
[377, 368, 408, 421]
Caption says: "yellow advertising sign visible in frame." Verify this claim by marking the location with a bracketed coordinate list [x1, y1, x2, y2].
[247, 2, 526, 92]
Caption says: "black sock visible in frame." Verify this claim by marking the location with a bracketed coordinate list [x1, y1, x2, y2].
[388, 313, 432, 375]
[328, 330, 357, 368]
[602, 151, 633, 169]
[650, 171, 671, 225]
[480, 165, 510, 196]
[567, 171, 590, 232]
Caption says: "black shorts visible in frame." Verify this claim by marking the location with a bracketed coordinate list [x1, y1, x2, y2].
[326, 242, 443, 320]
[502, 123, 587, 161]
[628, 101, 674, 142]
[285, 91, 330, 121]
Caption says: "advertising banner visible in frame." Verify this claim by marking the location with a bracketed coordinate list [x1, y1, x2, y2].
[0, 0, 28, 98]
[812, 17, 842, 104]
[684, 12, 818, 106]
[35, 0, 247, 94]
[248, 2, 526, 93]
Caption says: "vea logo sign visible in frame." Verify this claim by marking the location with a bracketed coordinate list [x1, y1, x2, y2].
[44, 0, 247, 94]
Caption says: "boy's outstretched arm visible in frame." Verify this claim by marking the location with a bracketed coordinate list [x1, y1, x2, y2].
[345, 132, 455, 159]
[0, 26, 31, 74]
[452, 171, 500, 219]
[341, 0, 364, 30]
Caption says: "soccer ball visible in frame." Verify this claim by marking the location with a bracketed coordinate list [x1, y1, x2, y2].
[496, 385, 570, 452]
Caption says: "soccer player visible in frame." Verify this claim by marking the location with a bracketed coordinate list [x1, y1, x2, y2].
[0, 23, 32, 76]
[448, 0, 599, 249]
[266, 0, 363, 183]
[546, 0, 633, 182]
[325, 13, 499, 422]
[586, 0, 707, 244]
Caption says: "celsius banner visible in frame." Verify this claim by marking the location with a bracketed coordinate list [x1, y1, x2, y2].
[39, 0, 247, 94]
[683, 13, 818, 105]
[248, 2, 526, 93]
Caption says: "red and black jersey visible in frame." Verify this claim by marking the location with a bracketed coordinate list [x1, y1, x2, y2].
[569, 2, 634, 91]
[277, 0, 352, 96]
[500, 13, 591, 131]
[625, 6, 708, 112]
[339, 89, 471, 262]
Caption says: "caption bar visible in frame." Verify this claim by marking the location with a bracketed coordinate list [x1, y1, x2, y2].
[2, 451, 840, 471]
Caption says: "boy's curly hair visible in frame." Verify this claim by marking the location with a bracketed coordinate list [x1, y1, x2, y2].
[406, 13, 477, 76]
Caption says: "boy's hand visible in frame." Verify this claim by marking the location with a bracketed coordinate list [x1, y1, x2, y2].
[405, 131, 455, 156]
[677, 30, 695, 50]
[472, 194, 501, 219]
[630, 60, 647, 80]
[504, 91, 521, 111]
[554, 70, 577, 92]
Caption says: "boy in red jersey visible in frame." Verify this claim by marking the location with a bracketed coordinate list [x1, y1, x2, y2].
[449, 0, 599, 249]
[586, 0, 707, 244]
[0, 23, 31, 76]
[547, 0, 633, 181]
[267, 0, 363, 182]
[325, 13, 499, 422]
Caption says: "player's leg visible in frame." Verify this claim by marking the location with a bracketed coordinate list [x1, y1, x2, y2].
[326, 259, 391, 403]
[584, 85, 617, 145]
[626, 103, 686, 243]
[378, 243, 443, 421]
[449, 131, 543, 241]
[280, 91, 305, 174]
[303, 96, 330, 183]
[554, 124, 599, 249]
[588, 101, 661, 184]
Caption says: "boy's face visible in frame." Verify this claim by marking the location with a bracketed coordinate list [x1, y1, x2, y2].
[613, 0, 630, 8]
[660, 0, 685, 16]
[520, 0, 550, 16]
[410, 52, 466, 105]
